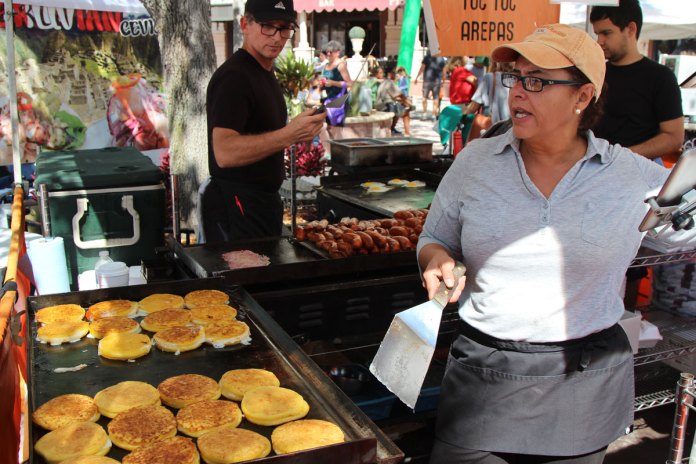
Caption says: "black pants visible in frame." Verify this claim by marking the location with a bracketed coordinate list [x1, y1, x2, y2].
[201, 178, 283, 243]
[429, 439, 607, 464]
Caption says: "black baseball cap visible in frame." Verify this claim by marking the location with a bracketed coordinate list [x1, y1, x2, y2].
[245, 0, 297, 25]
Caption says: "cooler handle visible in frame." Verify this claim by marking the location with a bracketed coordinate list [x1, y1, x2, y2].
[72, 196, 141, 249]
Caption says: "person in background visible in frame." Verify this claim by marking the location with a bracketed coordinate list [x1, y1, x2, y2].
[447, 56, 477, 110]
[591, 0, 683, 161]
[590, 0, 684, 308]
[466, 56, 488, 82]
[419, 23, 695, 463]
[396, 66, 410, 97]
[203, 0, 325, 243]
[414, 51, 447, 119]
[303, 72, 323, 109]
[375, 67, 412, 136]
[465, 61, 512, 125]
[313, 47, 328, 74]
[321, 40, 352, 100]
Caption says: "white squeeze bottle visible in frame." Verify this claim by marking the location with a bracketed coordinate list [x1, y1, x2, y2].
[94, 250, 113, 284]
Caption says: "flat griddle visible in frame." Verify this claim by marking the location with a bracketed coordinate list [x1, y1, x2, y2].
[27, 278, 403, 463]
[173, 237, 418, 285]
[318, 169, 442, 217]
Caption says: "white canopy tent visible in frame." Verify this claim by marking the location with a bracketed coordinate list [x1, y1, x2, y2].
[560, 0, 696, 40]
[2, 0, 149, 183]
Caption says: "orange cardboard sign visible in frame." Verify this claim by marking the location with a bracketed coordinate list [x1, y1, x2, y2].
[423, 0, 560, 56]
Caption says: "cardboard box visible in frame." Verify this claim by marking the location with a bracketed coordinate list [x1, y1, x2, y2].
[619, 310, 641, 354]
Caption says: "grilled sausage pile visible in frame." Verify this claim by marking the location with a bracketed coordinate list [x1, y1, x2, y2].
[294, 209, 428, 258]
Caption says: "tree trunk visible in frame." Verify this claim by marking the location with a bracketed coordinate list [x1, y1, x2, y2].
[140, 1, 217, 234]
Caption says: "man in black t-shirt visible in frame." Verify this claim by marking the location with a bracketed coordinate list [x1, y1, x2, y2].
[203, 0, 325, 243]
[591, 0, 684, 308]
[591, 0, 683, 160]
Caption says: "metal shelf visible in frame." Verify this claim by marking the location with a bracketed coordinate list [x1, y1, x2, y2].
[634, 364, 680, 411]
[635, 309, 696, 366]
[629, 249, 696, 268]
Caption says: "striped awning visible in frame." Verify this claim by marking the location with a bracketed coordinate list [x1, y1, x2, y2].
[294, 0, 404, 13]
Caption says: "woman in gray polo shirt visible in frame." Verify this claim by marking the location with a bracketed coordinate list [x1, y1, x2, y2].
[418, 24, 695, 463]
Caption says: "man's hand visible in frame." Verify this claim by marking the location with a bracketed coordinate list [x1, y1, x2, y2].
[286, 108, 326, 143]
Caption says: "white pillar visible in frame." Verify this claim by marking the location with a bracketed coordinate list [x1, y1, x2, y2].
[411, 23, 427, 79]
[293, 11, 314, 64]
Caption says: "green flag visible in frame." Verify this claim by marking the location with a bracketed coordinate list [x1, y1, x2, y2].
[396, 0, 422, 95]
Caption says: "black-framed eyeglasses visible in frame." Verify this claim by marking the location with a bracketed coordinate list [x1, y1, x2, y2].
[253, 20, 295, 39]
[500, 72, 587, 92]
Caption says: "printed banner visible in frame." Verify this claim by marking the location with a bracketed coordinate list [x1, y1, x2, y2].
[0, 3, 168, 165]
[424, 0, 560, 57]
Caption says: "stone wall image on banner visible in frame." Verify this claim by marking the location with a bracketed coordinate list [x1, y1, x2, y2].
[0, 4, 168, 165]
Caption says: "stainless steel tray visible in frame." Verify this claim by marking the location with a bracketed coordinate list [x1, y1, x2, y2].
[330, 137, 433, 167]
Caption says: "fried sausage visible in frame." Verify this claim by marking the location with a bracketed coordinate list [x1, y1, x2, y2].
[379, 218, 399, 228]
[329, 250, 348, 259]
[394, 210, 415, 220]
[389, 226, 410, 237]
[393, 235, 411, 250]
[317, 240, 337, 252]
[336, 241, 354, 256]
[409, 234, 419, 244]
[294, 227, 306, 241]
[404, 217, 421, 228]
[341, 232, 362, 250]
[366, 230, 387, 247]
[385, 237, 400, 252]
[355, 231, 374, 249]
[374, 226, 389, 236]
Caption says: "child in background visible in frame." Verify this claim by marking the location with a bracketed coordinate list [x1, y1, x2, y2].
[395, 66, 410, 97]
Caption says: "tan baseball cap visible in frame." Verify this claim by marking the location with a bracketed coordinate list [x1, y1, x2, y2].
[491, 23, 605, 100]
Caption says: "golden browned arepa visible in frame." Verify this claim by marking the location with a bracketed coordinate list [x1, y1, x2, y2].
[157, 374, 221, 409]
[107, 404, 177, 451]
[35, 304, 85, 325]
[97, 332, 151, 361]
[34, 421, 111, 464]
[89, 316, 141, 339]
[271, 419, 345, 454]
[37, 321, 90, 346]
[184, 289, 229, 309]
[56, 455, 121, 464]
[122, 436, 199, 464]
[196, 427, 270, 464]
[138, 293, 185, 315]
[189, 305, 238, 326]
[140, 308, 192, 332]
[241, 386, 309, 426]
[32, 394, 100, 431]
[176, 399, 242, 437]
[153, 325, 205, 353]
[94, 381, 161, 418]
[204, 320, 250, 348]
[219, 368, 280, 401]
[86, 300, 138, 321]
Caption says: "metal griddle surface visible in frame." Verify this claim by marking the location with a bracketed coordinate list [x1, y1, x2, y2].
[319, 170, 441, 217]
[27, 278, 402, 463]
[175, 237, 419, 283]
[175, 236, 324, 281]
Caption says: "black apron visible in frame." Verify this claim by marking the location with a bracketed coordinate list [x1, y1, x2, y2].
[201, 177, 283, 243]
[435, 322, 634, 456]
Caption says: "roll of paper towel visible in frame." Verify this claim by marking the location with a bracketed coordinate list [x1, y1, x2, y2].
[27, 237, 70, 294]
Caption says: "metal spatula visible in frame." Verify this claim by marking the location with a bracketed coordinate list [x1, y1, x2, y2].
[370, 262, 466, 409]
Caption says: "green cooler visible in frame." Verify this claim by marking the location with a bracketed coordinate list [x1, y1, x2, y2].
[35, 147, 166, 288]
